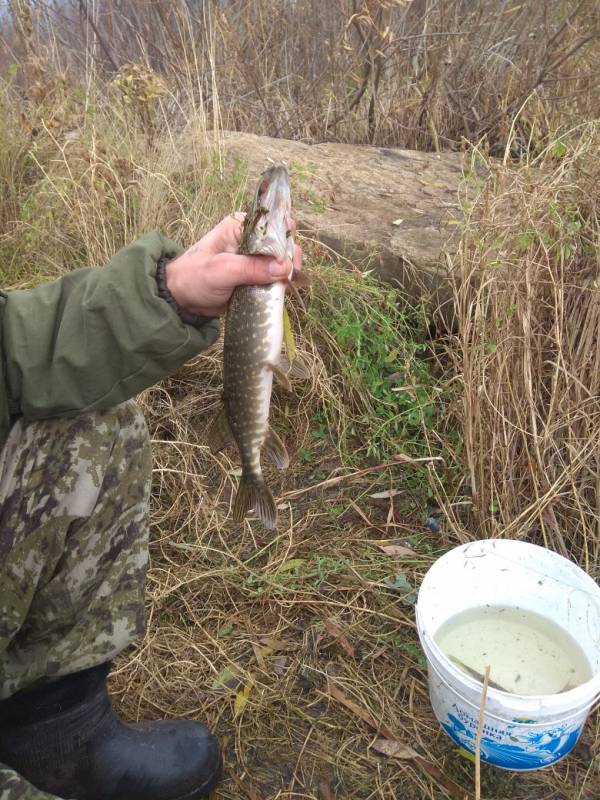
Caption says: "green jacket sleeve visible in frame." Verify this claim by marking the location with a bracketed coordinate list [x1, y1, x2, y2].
[0, 765, 71, 800]
[0, 232, 219, 422]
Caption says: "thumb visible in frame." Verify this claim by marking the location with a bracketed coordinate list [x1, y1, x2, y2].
[218, 252, 290, 286]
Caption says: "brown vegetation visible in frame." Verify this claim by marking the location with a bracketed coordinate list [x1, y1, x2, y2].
[446, 130, 600, 573]
[1, 2, 600, 799]
[2, 0, 600, 151]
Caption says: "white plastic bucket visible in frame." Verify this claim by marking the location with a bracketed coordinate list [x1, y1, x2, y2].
[416, 539, 600, 771]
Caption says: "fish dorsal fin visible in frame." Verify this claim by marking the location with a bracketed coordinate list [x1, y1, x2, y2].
[264, 427, 290, 470]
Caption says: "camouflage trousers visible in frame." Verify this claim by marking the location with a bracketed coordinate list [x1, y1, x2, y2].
[0, 402, 152, 800]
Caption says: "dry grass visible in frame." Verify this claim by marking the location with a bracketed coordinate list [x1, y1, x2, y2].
[108, 337, 600, 799]
[1, 4, 600, 798]
[108, 339, 600, 799]
[2, 1, 600, 152]
[444, 125, 600, 573]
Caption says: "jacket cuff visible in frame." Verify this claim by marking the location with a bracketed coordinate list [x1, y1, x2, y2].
[155, 256, 215, 329]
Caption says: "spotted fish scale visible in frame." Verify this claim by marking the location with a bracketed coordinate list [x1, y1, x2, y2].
[209, 164, 294, 528]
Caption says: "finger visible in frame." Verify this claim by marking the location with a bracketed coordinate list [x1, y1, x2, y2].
[214, 252, 291, 287]
[292, 243, 302, 272]
[197, 215, 244, 254]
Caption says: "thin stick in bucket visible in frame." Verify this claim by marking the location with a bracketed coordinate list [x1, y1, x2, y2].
[475, 665, 490, 800]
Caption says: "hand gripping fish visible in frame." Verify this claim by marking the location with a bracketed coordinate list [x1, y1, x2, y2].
[209, 164, 297, 529]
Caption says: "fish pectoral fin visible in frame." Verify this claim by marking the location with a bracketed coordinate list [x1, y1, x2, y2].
[283, 306, 297, 362]
[207, 407, 234, 453]
[291, 267, 311, 288]
[233, 474, 278, 529]
[266, 361, 293, 393]
[264, 427, 290, 470]
[281, 309, 309, 379]
[278, 352, 310, 380]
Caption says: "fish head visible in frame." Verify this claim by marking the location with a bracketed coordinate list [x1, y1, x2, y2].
[243, 164, 294, 265]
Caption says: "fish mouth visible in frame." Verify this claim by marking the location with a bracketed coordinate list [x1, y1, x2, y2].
[245, 164, 294, 263]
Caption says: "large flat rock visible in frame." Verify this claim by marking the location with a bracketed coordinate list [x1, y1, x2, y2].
[221, 132, 464, 314]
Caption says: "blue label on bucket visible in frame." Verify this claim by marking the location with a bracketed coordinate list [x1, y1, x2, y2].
[441, 705, 582, 770]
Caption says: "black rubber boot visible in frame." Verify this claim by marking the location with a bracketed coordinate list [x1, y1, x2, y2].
[0, 663, 221, 800]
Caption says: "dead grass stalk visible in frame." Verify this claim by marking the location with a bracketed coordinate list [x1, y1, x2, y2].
[446, 124, 600, 571]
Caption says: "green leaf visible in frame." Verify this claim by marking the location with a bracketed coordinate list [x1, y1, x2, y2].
[218, 622, 234, 638]
[517, 231, 534, 251]
[551, 141, 567, 159]
[299, 447, 314, 462]
[400, 591, 417, 606]
[384, 573, 412, 591]
[457, 746, 476, 763]
[275, 558, 305, 574]
[211, 664, 243, 692]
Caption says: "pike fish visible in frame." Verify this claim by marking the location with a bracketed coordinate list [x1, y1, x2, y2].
[209, 164, 296, 529]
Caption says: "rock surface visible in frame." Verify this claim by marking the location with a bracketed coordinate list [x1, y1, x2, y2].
[221, 132, 465, 315]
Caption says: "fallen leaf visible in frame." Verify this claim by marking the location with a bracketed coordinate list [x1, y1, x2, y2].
[217, 622, 234, 637]
[369, 489, 402, 499]
[251, 642, 270, 669]
[211, 664, 244, 693]
[318, 779, 335, 800]
[326, 680, 395, 739]
[378, 544, 417, 557]
[272, 655, 289, 676]
[252, 637, 296, 669]
[327, 683, 468, 800]
[233, 679, 254, 717]
[373, 738, 468, 798]
[371, 738, 416, 759]
[258, 637, 294, 651]
[324, 618, 356, 658]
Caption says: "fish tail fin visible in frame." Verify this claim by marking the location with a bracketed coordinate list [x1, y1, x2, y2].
[233, 473, 278, 529]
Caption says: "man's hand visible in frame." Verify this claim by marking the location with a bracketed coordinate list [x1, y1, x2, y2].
[165, 214, 302, 319]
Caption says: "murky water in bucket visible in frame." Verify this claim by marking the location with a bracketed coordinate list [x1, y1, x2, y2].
[434, 606, 593, 696]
